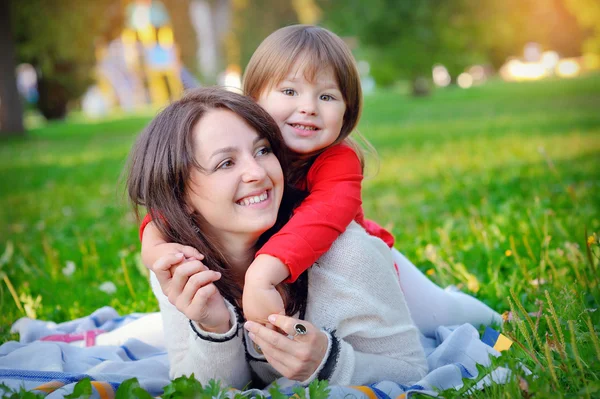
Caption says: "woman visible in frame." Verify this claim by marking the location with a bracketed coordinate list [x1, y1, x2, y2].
[127, 87, 427, 389]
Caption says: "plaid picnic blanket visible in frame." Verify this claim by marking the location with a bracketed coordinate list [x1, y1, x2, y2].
[0, 307, 514, 398]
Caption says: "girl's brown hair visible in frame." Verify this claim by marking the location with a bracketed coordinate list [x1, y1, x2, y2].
[243, 25, 373, 185]
[127, 87, 306, 315]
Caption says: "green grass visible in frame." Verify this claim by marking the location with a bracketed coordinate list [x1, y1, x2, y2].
[1, 75, 599, 397]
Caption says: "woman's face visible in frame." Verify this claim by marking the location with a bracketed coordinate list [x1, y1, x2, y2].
[186, 109, 284, 242]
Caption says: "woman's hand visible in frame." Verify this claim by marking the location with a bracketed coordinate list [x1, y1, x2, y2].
[152, 253, 231, 333]
[244, 315, 329, 382]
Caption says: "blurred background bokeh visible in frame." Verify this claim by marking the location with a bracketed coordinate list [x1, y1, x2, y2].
[1, 3, 599, 396]
[1, 0, 599, 131]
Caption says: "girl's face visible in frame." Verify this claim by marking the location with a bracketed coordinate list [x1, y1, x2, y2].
[257, 60, 346, 155]
[186, 109, 284, 243]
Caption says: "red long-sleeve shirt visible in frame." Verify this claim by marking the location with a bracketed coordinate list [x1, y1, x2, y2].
[256, 144, 394, 282]
[139, 144, 394, 283]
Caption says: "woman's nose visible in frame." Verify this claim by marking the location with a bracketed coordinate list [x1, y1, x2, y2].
[242, 158, 267, 182]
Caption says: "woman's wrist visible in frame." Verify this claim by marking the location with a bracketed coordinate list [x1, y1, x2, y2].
[197, 321, 231, 334]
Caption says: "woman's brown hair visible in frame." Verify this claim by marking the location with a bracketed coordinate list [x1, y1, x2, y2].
[243, 25, 374, 185]
[127, 87, 306, 315]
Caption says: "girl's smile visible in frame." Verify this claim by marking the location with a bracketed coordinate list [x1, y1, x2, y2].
[258, 60, 346, 155]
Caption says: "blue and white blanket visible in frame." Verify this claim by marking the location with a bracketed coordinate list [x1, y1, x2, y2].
[0, 307, 512, 398]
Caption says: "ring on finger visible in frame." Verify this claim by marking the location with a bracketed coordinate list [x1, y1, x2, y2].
[292, 322, 308, 339]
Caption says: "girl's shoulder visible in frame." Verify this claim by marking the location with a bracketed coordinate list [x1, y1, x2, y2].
[318, 143, 357, 158]
[310, 144, 361, 172]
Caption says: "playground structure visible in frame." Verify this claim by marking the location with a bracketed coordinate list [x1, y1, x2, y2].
[83, 0, 190, 117]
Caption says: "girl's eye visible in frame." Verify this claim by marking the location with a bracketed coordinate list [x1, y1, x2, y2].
[256, 146, 272, 157]
[320, 94, 334, 101]
[282, 88, 296, 96]
[216, 160, 234, 170]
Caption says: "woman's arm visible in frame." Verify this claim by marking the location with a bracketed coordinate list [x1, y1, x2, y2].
[305, 222, 428, 386]
[150, 273, 252, 388]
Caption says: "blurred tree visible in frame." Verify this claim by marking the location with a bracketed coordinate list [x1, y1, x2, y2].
[564, 0, 600, 55]
[232, 0, 299, 72]
[11, 0, 123, 120]
[161, 0, 200, 78]
[186, 0, 232, 84]
[319, 0, 488, 94]
[0, 0, 24, 136]
[319, 0, 589, 92]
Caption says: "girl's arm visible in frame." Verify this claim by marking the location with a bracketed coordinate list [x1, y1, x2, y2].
[140, 218, 204, 271]
[254, 144, 363, 283]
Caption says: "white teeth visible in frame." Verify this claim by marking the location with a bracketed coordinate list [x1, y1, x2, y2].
[237, 191, 269, 206]
[292, 124, 317, 131]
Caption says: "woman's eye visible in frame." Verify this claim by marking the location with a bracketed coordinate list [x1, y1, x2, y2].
[320, 94, 334, 101]
[282, 89, 296, 96]
[217, 160, 233, 170]
[256, 146, 272, 157]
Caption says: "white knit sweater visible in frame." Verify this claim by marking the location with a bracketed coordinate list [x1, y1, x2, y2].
[151, 222, 428, 389]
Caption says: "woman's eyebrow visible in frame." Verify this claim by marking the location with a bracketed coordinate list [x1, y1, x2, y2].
[209, 146, 237, 161]
[208, 137, 265, 160]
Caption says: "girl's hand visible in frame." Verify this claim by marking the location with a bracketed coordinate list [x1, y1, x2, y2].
[141, 221, 204, 269]
[244, 315, 329, 382]
[152, 253, 231, 333]
[242, 279, 285, 325]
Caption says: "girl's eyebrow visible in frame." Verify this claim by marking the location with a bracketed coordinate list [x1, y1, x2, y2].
[280, 77, 340, 91]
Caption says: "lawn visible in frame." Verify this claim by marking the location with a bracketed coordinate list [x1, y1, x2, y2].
[1, 74, 599, 397]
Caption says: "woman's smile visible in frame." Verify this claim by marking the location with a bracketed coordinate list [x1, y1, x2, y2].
[186, 109, 284, 242]
[235, 189, 271, 207]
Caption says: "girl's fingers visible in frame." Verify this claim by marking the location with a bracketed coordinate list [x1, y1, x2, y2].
[179, 245, 205, 261]
[168, 260, 208, 299]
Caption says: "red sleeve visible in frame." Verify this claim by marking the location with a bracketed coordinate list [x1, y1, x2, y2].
[139, 213, 153, 242]
[256, 145, 363, 283]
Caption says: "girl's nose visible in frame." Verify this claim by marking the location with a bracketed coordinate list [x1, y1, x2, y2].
[299, 96, 317, 115]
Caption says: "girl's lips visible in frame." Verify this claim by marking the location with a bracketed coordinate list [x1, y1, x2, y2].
[287, 123, 320, 137]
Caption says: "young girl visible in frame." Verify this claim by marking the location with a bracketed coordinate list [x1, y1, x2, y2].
[141, 25, 501, 336]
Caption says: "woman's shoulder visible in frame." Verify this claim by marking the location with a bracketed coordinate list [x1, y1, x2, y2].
[315, 222, 394, 274]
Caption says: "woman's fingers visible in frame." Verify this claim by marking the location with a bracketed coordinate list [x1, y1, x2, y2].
[245, 316, 329, 381]
[152, 253, 185, 287]
[168, 260, 208, 301]
[176, 270, 221, 309]
[267, 314, 315, 339]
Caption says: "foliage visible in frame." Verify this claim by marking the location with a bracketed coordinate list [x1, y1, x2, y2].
[0, 377, 330, 398]
[319, 0, 589, 87]
[564, 0, 600, 54]
[10, 0, 123, 120]
[0, 75, 599, 397]
[64, 378, 92, 399]
[232, 0, 299, 70]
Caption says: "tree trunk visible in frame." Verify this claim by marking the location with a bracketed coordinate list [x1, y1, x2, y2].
[0, 0, 25, 136]
[37, 77, 69, 120]
[411, 76, 431, 97]
[189, 0, 230, 84]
